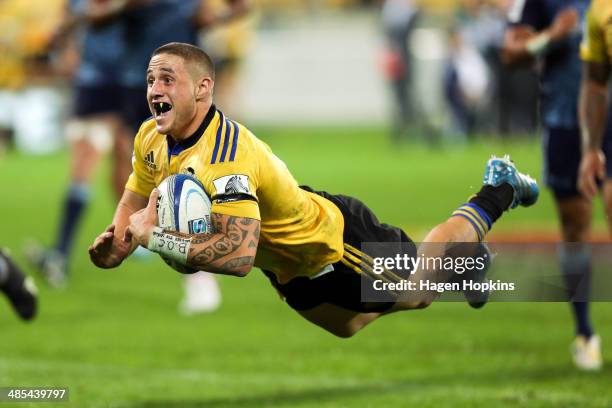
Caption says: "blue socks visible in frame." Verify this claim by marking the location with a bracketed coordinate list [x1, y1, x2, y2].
[559, 245, 593, 339]
[55, 183, 90, 258]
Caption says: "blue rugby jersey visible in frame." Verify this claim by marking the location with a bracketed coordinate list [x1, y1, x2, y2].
[70, 0, 126, 87]
[120, 0, 200, 88]
[508, 0, 589, 129]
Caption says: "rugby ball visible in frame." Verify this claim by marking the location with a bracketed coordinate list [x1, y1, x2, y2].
[156, 174, 213, 274]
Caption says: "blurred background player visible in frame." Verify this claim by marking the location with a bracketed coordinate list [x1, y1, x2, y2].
[0, 249, 37, 321]
[502, 0, 604, 370]
[380, 0, 420, 142]
[27, 0, 132, 288]
[443, 24, 489, 139]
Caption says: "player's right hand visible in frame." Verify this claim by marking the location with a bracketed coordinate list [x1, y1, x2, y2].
[578, 149, 606, 199]
[88, 224, 132, 269]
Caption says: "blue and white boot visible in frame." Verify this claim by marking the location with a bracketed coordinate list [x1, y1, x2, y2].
[483, 154, 539, 209]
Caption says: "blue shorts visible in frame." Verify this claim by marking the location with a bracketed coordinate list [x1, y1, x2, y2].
[544, 126, 612, 199]
[121, 85, 151, 132]
[73, 85, 151, 132]
[73, 85, 123, 118]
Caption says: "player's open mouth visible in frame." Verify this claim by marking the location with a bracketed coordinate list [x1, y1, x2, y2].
[153, 102, 173, 118]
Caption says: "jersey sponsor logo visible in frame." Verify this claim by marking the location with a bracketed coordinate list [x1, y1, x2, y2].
[213, 174, 251, 196]
[144, 150, 157, 170]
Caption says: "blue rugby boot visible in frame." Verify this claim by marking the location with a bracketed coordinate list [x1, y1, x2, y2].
[483, 154, 539, 209]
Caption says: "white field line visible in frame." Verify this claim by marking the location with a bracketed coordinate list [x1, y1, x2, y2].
[0, 358, 608, 407]
[0, 358, 379, 387]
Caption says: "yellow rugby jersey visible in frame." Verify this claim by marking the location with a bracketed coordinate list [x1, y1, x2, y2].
[580, 0, 612, 64]
[126, 106, 345, 283]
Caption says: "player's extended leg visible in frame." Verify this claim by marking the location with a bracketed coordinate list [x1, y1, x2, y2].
[297, 219, 509, 338]
[299, 155, 538, 337]
[390, 155, 538, 311]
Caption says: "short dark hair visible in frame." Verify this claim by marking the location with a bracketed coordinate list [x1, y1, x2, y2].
[152, 42, 215, 80]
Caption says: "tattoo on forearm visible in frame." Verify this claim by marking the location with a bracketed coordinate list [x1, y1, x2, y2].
[156, 214, 259, 274]
[186, 213, 260, 273]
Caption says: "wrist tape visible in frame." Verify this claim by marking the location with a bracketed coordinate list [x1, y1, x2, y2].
[147, 227, 191, 264]
[526, 33, 551, 56]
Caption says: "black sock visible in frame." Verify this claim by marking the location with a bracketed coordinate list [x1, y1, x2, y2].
[468, 184, 514, 224]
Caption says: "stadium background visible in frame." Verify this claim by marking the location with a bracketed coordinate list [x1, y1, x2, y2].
[1, 0, 612, 406]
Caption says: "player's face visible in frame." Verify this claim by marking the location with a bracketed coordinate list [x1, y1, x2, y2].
[146, 54, 199, 137]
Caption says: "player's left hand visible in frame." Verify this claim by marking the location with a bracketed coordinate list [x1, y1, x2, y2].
[127, 189, 159, 247]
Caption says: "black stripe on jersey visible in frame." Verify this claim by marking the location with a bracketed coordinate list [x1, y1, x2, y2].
[229, 120, 239, 162]
[219, 117, 233, 163]
[212, 193, 257, 204]
[210, 111, 225, 164]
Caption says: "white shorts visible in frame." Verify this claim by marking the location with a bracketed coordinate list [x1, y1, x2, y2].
[65, 119, 114, 153]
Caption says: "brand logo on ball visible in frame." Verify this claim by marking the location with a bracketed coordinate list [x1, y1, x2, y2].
[188, 218, 207, 234]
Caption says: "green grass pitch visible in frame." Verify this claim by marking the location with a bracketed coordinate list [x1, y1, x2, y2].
[1, 127, 611, 407]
